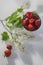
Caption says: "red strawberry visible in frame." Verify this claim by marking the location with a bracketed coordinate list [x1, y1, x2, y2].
[33, 14, 39, 20]
[25, 18, 29, 25]
[25, 12, 33, 18]
[22, 20, 26, 26]
[22, 18, 29, 26]
[29, 18, 35, 24]
[24, 18, 29, 22]
[4, 49, 11, 57]
[35, 19, 41, 27]
[28, 24, 34, 31]
[6, 45, 12, 50]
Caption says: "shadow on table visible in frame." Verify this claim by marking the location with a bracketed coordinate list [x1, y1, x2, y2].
[18, 34, 43, 65]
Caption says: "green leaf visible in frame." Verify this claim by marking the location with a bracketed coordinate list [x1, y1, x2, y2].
[17, 7, 23, 12]
[17, 24, 22, 28]
[15, 17, 23, 27]
[8, 14, 19, 24]
[5, 11, 18, 22]
[1, 32, 9, 41]
[5, 7, 23, 22]
[5, 7, 23, 28]
[7, 11, 19, 24]
[9, 11, 18, 20]
[11, 11, 18, 17]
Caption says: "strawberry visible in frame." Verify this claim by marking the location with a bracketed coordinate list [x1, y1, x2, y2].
[22, 20, 26, 26]
[4, 49, 11, 57]
[29, 18, 35, 24]
[25, 12, 33, 18]
[6, 45, 12, 50]
[22, 18, 29, 26]
[33, 13, 40, 20]
[35, 19, 41, 27]
[28, 24, 34, 31]
[25, 18, 29, 25]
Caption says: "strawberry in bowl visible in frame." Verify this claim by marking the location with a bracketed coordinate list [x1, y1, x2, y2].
[22, 12, 41, 31]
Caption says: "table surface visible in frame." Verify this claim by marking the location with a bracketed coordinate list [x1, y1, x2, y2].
[0, 0, 43, 65]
